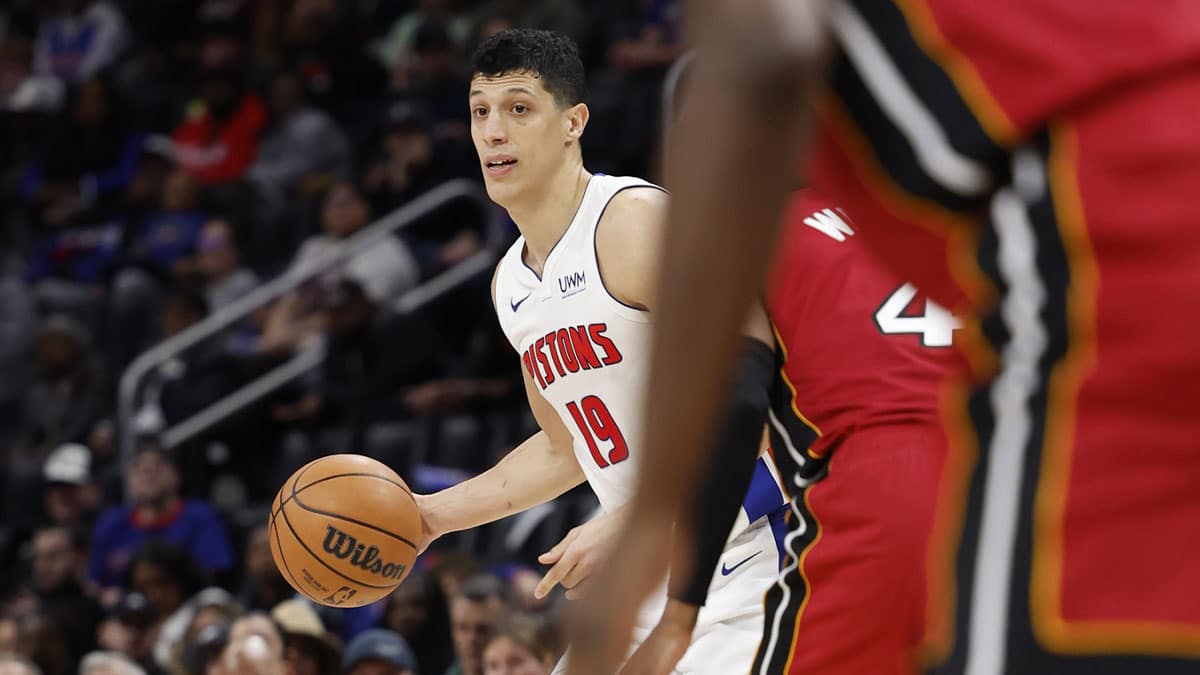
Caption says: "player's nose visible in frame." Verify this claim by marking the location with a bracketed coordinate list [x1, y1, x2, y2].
[482, 112, 508, 145]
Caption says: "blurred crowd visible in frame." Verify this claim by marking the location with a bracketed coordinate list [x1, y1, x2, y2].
[0, 1, 684, 673]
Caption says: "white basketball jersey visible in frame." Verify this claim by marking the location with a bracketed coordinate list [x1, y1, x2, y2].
[494, 174, 657, 512]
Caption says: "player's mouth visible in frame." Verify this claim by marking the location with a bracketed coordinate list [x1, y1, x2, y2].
[484, 156, 518, 177]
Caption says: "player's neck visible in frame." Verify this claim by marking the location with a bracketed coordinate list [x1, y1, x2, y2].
[508, 162, 591, 276]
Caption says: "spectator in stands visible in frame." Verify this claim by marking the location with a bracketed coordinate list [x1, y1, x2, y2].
[391, 21, 468, 135]
[249, 69, 352, 207]
[32, 0, 129, 84]
[171, 30, 266, 185]
[361, 102, 481, 278]
[272, 279, 445, 471]
[376, 0, 472, 73]
[78, 651, 145, 675]
[342, 629, 417, 675]
[94, 591, 157, 668]
[124, 169, 206, 283]
[480, 616, 559, 675]
[445, 575, 506, 675]
[107, 168, 206, 366]
[87, 446, 234, 593]
[383, 573, 454, 675]
[27, 525, 102, 666]
[3, 611, 68, 675]
[271, 598, 342, 675]
[132, 287, 239, 454]
[18, 314, 106, 449]
[196, 218, 259, 313]
[125, 543, 207, 633]
[22, 74, 144, 229]
[41, 443, 100, 529]
[0, 652, 40, 675]
[280, 0, 386, 125]
[258, 182, 419, 356]
[292, 181, 420, 304]
[207, 613, 286, 675]
[236, 525, 293, 613]
[155, 586, 240, 674]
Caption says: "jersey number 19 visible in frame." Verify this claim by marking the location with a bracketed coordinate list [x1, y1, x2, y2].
[566, 396, 629, 468]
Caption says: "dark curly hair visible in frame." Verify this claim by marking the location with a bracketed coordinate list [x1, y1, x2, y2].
[470, 29, 586, 107]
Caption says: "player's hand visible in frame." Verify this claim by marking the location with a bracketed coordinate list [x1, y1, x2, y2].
[619, 599, 698, 675]
[566, 514, 673, 675]
[535, 506, 628, 600]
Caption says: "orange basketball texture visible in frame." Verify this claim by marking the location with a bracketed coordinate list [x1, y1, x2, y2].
[269, 454, 420, 607]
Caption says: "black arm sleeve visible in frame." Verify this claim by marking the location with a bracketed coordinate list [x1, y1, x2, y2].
[668, 337, 775, 606]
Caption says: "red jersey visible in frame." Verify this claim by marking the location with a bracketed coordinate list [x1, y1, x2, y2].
[806, 2, 1200, 668]
[764, 190, 961, 471]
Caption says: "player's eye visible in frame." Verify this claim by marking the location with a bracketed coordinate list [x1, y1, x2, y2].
[472, 106, 488, 117]
[511, 103, 528, 114]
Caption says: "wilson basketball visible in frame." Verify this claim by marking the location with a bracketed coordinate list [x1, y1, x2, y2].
[268, 454, 421, 608]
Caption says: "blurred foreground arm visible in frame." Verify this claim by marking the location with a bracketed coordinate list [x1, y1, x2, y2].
[568, 0, 827, 672]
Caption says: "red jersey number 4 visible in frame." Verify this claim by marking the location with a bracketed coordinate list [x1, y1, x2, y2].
[874, 283, 962, 348]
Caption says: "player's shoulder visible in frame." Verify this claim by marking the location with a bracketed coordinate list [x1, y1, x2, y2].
[594, 178, 668, 311]
[596, 177, 668, 253]
[599, 180, 669, 231]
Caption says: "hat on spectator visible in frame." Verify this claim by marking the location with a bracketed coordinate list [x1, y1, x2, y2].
[272, 599, 342, 674]
[44, 443, 91, 485]
[342, 629, 418, 674]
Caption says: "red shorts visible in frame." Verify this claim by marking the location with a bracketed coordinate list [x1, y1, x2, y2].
[753, 426, 947, 675]
[808, 3, 1200, 672]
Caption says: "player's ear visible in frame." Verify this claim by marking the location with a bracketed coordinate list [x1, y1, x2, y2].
[565, 102, 589, 143]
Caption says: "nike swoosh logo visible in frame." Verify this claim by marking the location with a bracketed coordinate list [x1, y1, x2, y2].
[720, 550, 762, 576]
[510, 293, 532, 312]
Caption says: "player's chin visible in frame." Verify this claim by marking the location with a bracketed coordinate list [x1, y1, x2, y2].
[483, 176, 522, 202]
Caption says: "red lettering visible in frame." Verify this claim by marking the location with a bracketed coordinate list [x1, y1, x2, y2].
[566, 395, 629, 468]
[522, 350, 545, 390]
[534, 337, 555, 385]
[544, 331, 566, 377]
[569, 326, 601, 369]
[566, 400, 609, 468]
[556, 329, 579, 373]
[588, 323, 623, 366]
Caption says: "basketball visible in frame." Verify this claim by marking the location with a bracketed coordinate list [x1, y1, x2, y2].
[268, 454, 421, 608]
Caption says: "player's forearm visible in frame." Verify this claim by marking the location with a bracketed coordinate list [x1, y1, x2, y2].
[668, 338, 773, 606]
[422, 430, 585, 537]
[631, 3, 823, 526]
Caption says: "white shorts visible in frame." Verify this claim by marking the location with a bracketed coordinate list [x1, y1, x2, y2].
[554, 516, 783, 674]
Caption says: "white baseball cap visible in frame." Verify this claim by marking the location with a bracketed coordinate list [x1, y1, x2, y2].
[43, 443, 91, 485]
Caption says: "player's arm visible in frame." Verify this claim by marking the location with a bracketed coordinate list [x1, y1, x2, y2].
[574, 2, 826, 671]
[413, 270, 586, 551]
[631, 0, 825, 550]
[596, 184, 778, 604]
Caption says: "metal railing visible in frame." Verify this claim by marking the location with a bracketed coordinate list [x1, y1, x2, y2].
[118, 179, 492, 463]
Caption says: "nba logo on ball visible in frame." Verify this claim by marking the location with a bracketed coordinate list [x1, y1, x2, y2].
[269, 454, 421, 607]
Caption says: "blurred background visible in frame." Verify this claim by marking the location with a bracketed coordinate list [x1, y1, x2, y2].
[0, 1, 684, 673]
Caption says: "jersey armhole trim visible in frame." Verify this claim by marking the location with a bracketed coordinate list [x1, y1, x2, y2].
[593, 184, 669, 323]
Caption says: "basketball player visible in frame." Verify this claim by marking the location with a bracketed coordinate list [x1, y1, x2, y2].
[578, 1, 1200, 674]
[410, 29, 789, 674]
